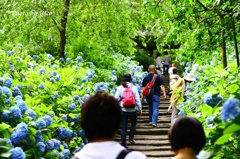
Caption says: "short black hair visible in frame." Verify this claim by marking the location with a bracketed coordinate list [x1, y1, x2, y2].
[172, 68, 178, 74]
[168, 116, 206, 154]
[121, 73, 132, 87]
[81, 92, 122, 141]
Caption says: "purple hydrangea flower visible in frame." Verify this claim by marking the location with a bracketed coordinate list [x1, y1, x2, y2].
[37, 142, 45, 153]
[222, 98, 240, 123]
[10, 106, 22, 119]
[10, 122, 28, 144]
[10, 147, 26, 159]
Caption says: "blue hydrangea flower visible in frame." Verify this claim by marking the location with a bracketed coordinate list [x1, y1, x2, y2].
[74, 65, 79, 70]
[43, 115, 53, 127]
[68, 103, 76, 110]
[52, 139, 61, 150]
[10, 122, 28, 144]
[46, 53, 53, 59]
[222, 98, 240, 123]
[49, 77, 54, 83]
[12, 87, 20, 97]
[66, 58, 71, 62]
[178, 110, 185, 116]
[16, 100, 27, 114]
[69, 114, 79, 122]
[62, 149, 70, 158]
[5, 98, 10, 104]
[17, 43, 23, 48]
[36, 130, 44, 143]
[55, 75, 60, 81]
[81, 76, 88, 83]
[58, 128, 73, 139]
[37, 142, 45, 153]
[5, 138, 14, 148]
[82, 94, 90, 102]
[76, 56, 82, 62]
[53, 92, 59, 100]
[59, 57, 64, 62]
[204, 93, 223, 107]
[111, 70, 116, 75]
[36, 119, 47, 130]
[62, 142, 68, 149]
[53, 71, 57, 76]
[45, 140, 54, 150]
[39, 68, 46, 74]
[39, 83, 45, 90]
[1, 111, 12, 120]
[27, 109, 36, 120]
[73, 95, 80, 100]
[7, 50, 14, 56]
[61, 115, 68, 121]
[10, 106, 22, 119]
[33, 55, 38, 60]
[4, 78, 12, 88]
[10, 147, 26, 159]
[78, 130, 85, 139]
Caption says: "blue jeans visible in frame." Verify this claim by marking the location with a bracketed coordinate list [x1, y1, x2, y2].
[121, 111, 137, 147]
[146, 95, 160, 125]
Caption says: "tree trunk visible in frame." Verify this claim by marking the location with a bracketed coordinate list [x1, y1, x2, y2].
[231, 18, 239, 67]
[58, 0, 70, 59]
[220, 15, 227, 69]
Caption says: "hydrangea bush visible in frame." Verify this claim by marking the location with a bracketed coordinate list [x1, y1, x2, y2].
[0, 45, 146, 159]
[176, 56, 240, 158]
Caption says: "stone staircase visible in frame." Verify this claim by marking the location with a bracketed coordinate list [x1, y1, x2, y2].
[115, 76, 174, 159]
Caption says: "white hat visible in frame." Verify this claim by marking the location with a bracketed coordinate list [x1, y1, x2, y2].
[184, 73, 195, 82]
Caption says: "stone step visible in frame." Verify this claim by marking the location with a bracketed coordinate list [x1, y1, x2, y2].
[128, 145, 171, 151]
[140, 150, 174, 157]
[115, 134, 169, 140]
[118, 128, 169, 135]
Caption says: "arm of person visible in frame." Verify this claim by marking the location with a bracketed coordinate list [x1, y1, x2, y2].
[160, 85, 166, 99]
[133, 86, 142, 116]
[114, 86, 121, 101]
[141, 87, 145, 101]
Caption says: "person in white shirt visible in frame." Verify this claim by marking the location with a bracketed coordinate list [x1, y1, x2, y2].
[163, 52, 171, 77]
[168, 63, 177, 76]
[73, 92, 146, 159]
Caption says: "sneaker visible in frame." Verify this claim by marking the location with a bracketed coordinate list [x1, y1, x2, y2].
[152, 124, 157, 127]
[129, 139, 135, 144]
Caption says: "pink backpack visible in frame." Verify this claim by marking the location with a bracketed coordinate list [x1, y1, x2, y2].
[121, 85, 136, 108]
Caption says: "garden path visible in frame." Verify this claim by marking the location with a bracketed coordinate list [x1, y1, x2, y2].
[115, 77, 174, 159]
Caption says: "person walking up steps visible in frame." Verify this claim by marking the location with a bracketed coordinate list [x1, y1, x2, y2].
[163, 52, 171, 77]
[142, 65, 166, 127]
[73, 92, 146, 159]
[155, 53, 163, 77]
[115, 73, 142, 149]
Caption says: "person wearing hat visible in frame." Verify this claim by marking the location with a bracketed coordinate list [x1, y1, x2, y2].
[170, 73, 195, 124]
[115, 73, 142, 149]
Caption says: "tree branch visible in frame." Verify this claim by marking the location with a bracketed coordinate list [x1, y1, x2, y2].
[196, 0, 209, 11]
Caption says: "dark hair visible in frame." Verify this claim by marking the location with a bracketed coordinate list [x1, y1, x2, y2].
[168, 116, 206, 154]
[121, 73, 132, 87]
[164, 51, 168, 55]
[81, 92, 122, 141]
[156, 53, 161, 58]
[172, 68, 178, 74]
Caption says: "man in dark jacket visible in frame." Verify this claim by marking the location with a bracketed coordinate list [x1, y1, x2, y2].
[142, 65, 166, 127]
